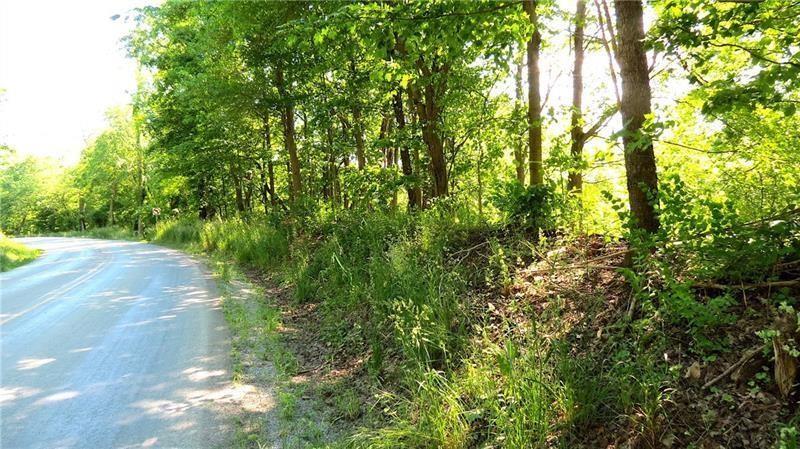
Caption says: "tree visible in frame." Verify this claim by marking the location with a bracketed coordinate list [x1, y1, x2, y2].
[615, 0, 660, 233]
[567, 0, 586, 192]
[524, 0, 544, 186]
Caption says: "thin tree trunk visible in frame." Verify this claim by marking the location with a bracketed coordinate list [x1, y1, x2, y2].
[268, 160, 276, 206]
[614, 0, 660, 233]
[353, 105, 366, 170]
[393, 90, 421, 209]
[231, 161, 246, 214]
[514, 53, 526, 184]
[79, 196, 86, 231]
[477, 143, 484, 217]
[258, 161, 269, 215]
[525, 0, 544, 186]
[276, 66, 302, 199]
[109, 184, 117, 226]
[198, 175, 209, 219]
[325, 118, 338, 204]
[568, 0, 586, 192]
[411, 81, 448, 197]
[595, 0, 622, 107]
[410, 55, 449, 198]
[260, 115, 272, 214]
[382, 114, 398, 208]
[135, 124, 146, 235]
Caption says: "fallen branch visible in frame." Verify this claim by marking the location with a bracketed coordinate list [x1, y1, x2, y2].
[703, 345, 766, 389]
[694, 279, 799, 290]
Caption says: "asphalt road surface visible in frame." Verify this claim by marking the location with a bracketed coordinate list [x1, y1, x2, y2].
[1, 238, 232, 449]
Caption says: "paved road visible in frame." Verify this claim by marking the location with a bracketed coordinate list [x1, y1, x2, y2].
[1, 238, 232, 449]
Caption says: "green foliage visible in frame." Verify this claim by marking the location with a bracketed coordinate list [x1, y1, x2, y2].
[295, 210, 468, 373]
[490, 180, 556, 232]
[658, 175, 800, 283]
[154, 218, 290, 270]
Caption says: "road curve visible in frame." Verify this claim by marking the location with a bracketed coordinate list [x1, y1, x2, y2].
[1, 237, 232, 449]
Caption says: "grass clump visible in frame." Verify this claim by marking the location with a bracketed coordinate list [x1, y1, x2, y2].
[0, 236, 41, 271]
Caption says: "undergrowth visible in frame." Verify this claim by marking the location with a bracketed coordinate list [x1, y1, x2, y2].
[148, 187, 798, 448]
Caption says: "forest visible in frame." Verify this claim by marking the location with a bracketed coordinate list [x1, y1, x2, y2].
[1, 0, 799, 447]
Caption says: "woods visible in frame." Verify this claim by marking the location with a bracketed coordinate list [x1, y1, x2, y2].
[2, 0, 799, 447]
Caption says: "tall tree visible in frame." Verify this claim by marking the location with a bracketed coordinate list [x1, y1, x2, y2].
[513, 53, 526, 184]
[525, 0, 544, 186]
[567, 0, 586, 192]
[614, 0, 659, 232]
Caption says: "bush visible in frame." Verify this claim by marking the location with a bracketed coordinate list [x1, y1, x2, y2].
[490, 180, 556, 233]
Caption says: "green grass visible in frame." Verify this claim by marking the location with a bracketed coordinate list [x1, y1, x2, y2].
[139, 211, 726, 447]
[0, 237, 41, 271]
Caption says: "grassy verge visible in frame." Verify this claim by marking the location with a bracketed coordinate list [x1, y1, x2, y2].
[0, 237, 41, 271]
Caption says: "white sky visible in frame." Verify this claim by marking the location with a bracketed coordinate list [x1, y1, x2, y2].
[0, 0, 153, 166]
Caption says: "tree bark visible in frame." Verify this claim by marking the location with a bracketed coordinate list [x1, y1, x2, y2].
[614, 0, 660, 233]
[568, 0, 586, 192]
[267, 159, 276, 206]
[410, 57, 449, 198]
[525, 0, 544, 186]
[412, 84, 448, 197]
[393, 90, 422, 209]
[353, 105, 366, 170]
[79, 196, 86, 231]
[109, 184, 117, 226]
[275, 66, 302, 199]
[514, 54, 526, 184]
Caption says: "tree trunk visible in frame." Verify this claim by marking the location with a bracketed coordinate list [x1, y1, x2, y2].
[109, 184, 117, 226]
[231, 161, 246, 214]
[477, 143, 484, 217]
[568, 0, 586, 192]
[393, 90, 421, 209]
[260, 115, 273, 214]
[411, 80, 448, 198]
[79, 196, 86, 231]
[514, 54, 526, 184]
[353, 105, 366, 170]
[198, 175, 210, 219]
[135, 125, 146, 235]
[276, 66, 302, 199]
[258, 161, 269, 215]
[614, 0, 659, 233]
[268, 160, 276, 206]
[525, 0, 544, 186]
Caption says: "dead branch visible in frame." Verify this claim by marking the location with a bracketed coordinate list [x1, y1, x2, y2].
[694, 279, 799, 290]
[703, 345, 766, 389]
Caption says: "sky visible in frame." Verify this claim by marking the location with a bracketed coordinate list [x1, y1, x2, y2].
[0, 0, 154, 166]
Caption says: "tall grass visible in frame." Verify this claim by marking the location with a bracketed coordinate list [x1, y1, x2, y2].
[153, 218, 289, 270]
[152, 209, 672, 448]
